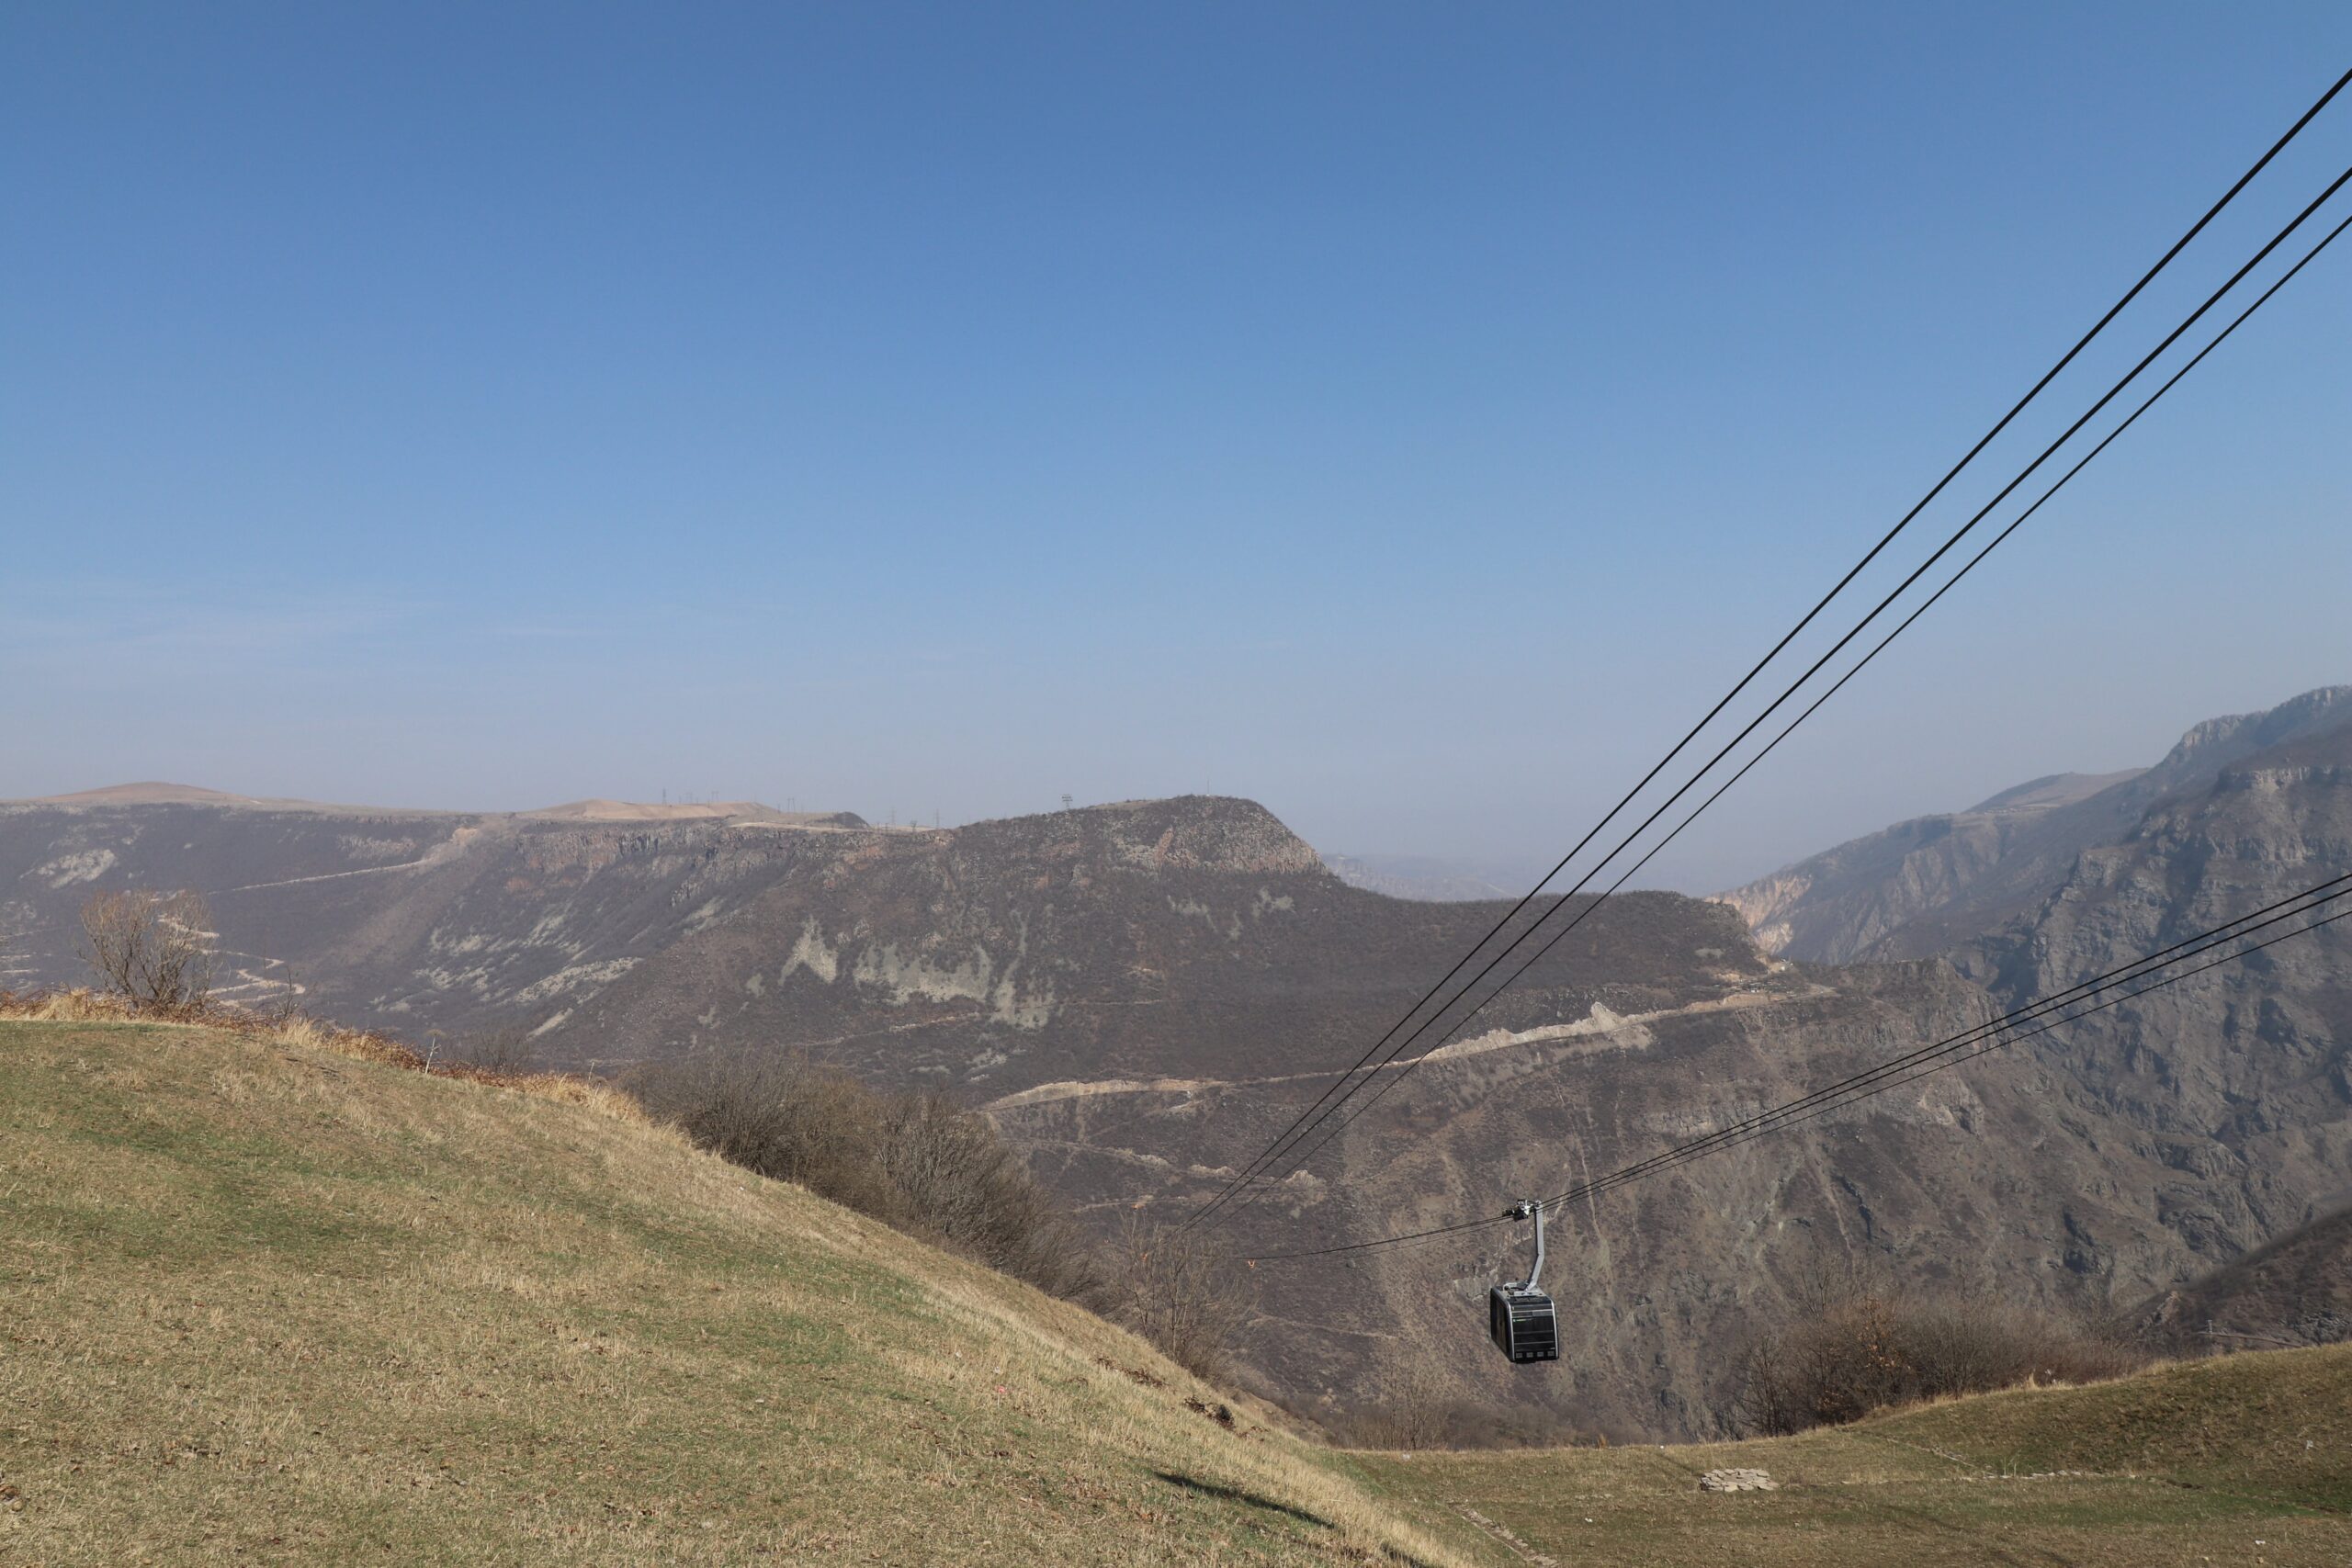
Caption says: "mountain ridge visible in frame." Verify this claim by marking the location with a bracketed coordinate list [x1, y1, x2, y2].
[1713, 684, 2352, 963]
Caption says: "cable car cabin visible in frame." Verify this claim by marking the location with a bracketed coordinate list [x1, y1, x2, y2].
[1488, 1286, 1559, 1362]
[1488, 1199, 1559, 1364]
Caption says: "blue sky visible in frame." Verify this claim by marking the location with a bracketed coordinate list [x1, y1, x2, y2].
[6, 2, 2348, 889]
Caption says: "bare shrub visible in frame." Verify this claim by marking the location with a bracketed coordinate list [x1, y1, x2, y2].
[1719, 1280, 2150, 1437]
[1341, 1361, 1453, 1451]
[450, 1028, 539, 1077]
[877, 1089, 1105, 1305]
[631, 1052, 906, 1225]
[79, 889, 213, 1009]
[256, 971, 307, 1027]
[1107, 1217, 1252, 1381]
[1337, 1390, 1591, 1451]
[630, 1051, 1102, 1304]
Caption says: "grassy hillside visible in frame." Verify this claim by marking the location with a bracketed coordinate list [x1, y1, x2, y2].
[0, 1016, 1471, 1566]
[10, 1010, 2346, 1566]
[1353, 1343, 2352, 1566]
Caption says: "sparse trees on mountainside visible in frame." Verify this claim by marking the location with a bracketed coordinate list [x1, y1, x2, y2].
[79, 889, 214, 1009]
[1108, 1217, 1251, 1382]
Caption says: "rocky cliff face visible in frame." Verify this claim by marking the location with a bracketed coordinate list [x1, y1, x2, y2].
[1714, 687, 2352, 964]
[1945, 718, 2352, 1247]
[540, 797, 1772, 1098]
[2131, 1204, 2352, 1349]
[0, 797, 891, 1033]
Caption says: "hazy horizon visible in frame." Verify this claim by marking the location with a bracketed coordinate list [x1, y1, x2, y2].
[8, 668, 2335, 897]
[8, 4, 2348, 892]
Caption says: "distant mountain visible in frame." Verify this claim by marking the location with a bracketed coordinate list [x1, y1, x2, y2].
[0, 788, 866, 1017]
[523, 799, 868, 828]
[1713, 686, 2352, 963]
[28, 781, 417, 812]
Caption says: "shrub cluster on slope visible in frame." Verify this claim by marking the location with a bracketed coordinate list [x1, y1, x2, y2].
[1718, 1281, 2147, 1436]
[630, 1051, 1254, 1379]
[629, 1051, 1103, 1303]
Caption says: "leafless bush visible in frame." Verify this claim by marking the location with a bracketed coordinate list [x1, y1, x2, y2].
[1339, 1360, 1456, 1451]
[877, 1089, 1105, 1304]
[1719, 1280, 2149, 1436]
[257, 972, 307, 1027]
[79, 889, 213, 1009]
[450, 1028, 539, 1077]
[1106, 1217, 1253, 1381]
[630, 1050, 1102, 1303]
[1329, 1347, 1611, 1450]
[631, 1052, 907, 1225]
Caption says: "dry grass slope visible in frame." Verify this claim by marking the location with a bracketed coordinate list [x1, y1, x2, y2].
[1351, 1344, 2352, 1567]
[0, 1015, 1476, 1566]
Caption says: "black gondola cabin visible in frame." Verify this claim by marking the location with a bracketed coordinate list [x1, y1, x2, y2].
[1487, 1285, 1559, 1362]
[1488, 1199, 1559, 1363]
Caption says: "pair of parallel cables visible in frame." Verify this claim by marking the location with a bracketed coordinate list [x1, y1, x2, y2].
[1182, 65, 2352, 1235]
[1249, 869, 2352, 1263]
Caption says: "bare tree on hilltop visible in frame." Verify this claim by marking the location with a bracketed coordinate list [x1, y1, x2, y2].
[79, 889, 214, 1009]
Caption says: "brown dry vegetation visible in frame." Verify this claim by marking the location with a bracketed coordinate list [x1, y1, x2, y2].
[0, 1013, 1475, 1566]
[1716, 1278, 2149, 1438]
[1107, 1216, 1254, 1382]
[0, 987, 648, 1125]
[630, 1050, 1106, 1305]
[78, 888, 215, 1008]
[631, 1052, 1261, 1378]
[1333, 1364, 1590, 1453]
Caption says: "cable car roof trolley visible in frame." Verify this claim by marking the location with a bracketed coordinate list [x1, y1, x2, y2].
[1488, 1199, 1560, 1364]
